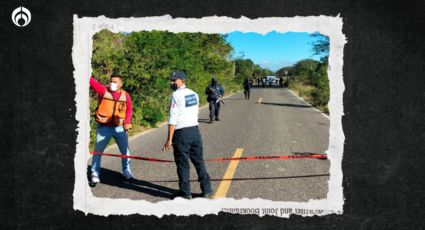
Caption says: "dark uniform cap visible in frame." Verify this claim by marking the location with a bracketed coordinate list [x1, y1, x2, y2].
[170, 71, 187, 80]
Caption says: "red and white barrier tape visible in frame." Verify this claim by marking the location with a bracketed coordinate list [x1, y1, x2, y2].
[90, 152, 327, 162]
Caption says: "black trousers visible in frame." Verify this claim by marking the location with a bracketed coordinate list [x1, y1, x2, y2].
[208, 100, 221, 119]
[172, 126, 211, 196]
[244, 89, 250, 99]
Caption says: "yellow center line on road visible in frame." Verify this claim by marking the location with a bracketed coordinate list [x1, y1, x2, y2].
[212, 148, 244, 199]
[257, 97, 263, 104]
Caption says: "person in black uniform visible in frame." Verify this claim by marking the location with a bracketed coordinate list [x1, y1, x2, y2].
[205, 76, 225, 123]
[243, 78, 252, 100]
[279, 76, 284, 87]
[162, 71, 212, 199]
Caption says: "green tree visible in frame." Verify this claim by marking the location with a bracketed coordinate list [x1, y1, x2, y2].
[89, 29, 281, 149]
[293, 59, 320, 83]
[89, 30, 242, 150]
[286, 58, 329, 113]
[310, 32, 329, 64]
[234, 58, 254, 80]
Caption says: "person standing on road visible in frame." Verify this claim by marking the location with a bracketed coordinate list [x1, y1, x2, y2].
[243, 78, 252, 100]
[162, 71, 212, 199]
[90, 74, 134, 184]
[279, 76, 284, 88]
[205, 76, 225, 123]
[262, 76, 266, 88]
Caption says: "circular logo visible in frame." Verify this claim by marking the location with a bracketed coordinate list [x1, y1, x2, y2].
[11, 6, 31, 27]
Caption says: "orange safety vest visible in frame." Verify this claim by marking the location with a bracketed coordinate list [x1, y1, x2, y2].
[95, 90, 127, 126]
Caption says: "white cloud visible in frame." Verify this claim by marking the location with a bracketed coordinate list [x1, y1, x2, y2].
[258, 60, 294, 71]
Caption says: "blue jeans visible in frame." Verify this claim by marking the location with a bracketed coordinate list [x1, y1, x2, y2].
[91, 124, 131, 175]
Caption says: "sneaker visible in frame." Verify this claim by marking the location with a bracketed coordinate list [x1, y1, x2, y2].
[123, 169, 134, 180]
[174, 191, 192, 199]
[91, 172, 100, 183]
[215, 118, 220, 121]
[201, 191, 213, 198]
[179, 194, 192, 199]
[209, 118, 214, 123]
[174, 194, 192, 199]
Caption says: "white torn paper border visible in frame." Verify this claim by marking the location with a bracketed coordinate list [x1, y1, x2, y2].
[72, 15, 346, 217]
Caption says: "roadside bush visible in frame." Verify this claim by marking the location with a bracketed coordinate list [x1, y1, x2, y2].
[288, 59, 329, 113]
[89, 30, 262, 150]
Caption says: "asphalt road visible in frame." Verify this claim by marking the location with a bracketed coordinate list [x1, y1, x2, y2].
[89, 86, 330, 202]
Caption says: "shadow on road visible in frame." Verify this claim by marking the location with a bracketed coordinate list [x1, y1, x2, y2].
[146, 174, 330, 183]
[87, 166, 178, 199]
[261, 102, 313, 108]
[198, 118, 211, 123]
[252, 85, 285, 89]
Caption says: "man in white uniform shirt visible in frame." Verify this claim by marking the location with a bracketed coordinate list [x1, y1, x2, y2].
[162, 71, 212, 199]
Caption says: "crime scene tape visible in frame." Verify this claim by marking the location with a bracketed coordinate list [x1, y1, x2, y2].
[90, 152, 327, 162]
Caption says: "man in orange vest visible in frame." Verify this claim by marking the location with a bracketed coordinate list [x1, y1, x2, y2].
[90, 74, 134, 184]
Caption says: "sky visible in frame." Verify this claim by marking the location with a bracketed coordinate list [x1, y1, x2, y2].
[224, 31, 326, 72]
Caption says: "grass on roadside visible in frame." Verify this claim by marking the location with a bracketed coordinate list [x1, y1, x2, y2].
[289, 80, 329, 114]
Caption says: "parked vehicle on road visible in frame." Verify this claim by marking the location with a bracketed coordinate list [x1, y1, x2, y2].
[266, 76, 278, 85]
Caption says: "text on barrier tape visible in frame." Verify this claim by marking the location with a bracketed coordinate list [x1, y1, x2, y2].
[90, 152, 327, 162]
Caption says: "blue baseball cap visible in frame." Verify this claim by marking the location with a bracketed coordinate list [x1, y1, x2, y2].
[170, 71, 187, 80]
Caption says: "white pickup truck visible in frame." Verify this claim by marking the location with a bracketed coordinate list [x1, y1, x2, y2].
[266, 76, 278, 85]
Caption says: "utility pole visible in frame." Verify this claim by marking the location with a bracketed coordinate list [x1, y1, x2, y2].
[232, 60, 236, 78]
[285, 70, 288, 87]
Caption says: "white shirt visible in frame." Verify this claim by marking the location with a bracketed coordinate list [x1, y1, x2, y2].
[168, 85, 199, 129]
